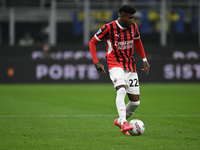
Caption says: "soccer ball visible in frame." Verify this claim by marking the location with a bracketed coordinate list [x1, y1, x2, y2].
[128, 119, 145, 135]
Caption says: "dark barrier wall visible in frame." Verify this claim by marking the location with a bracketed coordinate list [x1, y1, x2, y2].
[0, 45, 199, 83]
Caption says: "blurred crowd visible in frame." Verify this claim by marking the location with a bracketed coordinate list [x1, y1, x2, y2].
[0, 0, 199, 46]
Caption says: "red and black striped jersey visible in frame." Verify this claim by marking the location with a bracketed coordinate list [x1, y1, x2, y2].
[92, 19, 145, 72]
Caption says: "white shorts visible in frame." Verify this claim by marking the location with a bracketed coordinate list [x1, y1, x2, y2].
[109, 67, 140, 95]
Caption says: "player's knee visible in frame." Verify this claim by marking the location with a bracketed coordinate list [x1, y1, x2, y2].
[116, 86, 126, 96]
[116, 84, 126, 91]
[128, 94, 139, 101]
[130, 101, 140, 107]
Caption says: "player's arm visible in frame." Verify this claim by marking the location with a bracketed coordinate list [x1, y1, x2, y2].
[134, 38, 150, 75]
[89, 36, 106, 74]
[89, 25, 109, 74]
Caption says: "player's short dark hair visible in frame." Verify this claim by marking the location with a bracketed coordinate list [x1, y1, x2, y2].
[119, 5, 136, 14]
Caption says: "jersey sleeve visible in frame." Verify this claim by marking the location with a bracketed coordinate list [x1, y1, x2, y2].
[89, 24, 110, 64]
[94, 24, 110, 41]
[133, 23, 146, 59]
[134, 38, 146, 59]
[133, 22, 140, 40]
[89, 36, 99, 64]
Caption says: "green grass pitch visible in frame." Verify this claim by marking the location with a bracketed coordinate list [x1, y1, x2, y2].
[0, 83, 199, 150]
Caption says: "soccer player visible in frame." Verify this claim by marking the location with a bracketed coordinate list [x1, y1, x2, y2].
[89, 5, 150, 135]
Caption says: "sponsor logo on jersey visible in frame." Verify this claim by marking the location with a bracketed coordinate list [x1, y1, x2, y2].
[114, 40, 133, 50]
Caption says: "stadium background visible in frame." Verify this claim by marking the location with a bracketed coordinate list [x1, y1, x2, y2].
[0, 0, 199, 83]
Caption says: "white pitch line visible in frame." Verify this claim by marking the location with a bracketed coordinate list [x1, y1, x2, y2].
[0, 114, 199, 118]
[0, 114, 116, 118]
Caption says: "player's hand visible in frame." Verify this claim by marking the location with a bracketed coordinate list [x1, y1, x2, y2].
[142, 61, 150, 75]
[95, 62, 106, 74]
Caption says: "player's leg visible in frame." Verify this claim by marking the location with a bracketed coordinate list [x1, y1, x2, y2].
[125, 72, 140, 119]
[109, 67, 127, 125]
[126, 94, 140, 119]
[109, 67, 133, 134]
[115, 84, 127, 124]
[115, 85, 133, 134]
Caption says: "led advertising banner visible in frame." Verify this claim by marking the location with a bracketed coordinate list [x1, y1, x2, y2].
[0, 59, 110, 83]
[0, 46, 199, 83]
